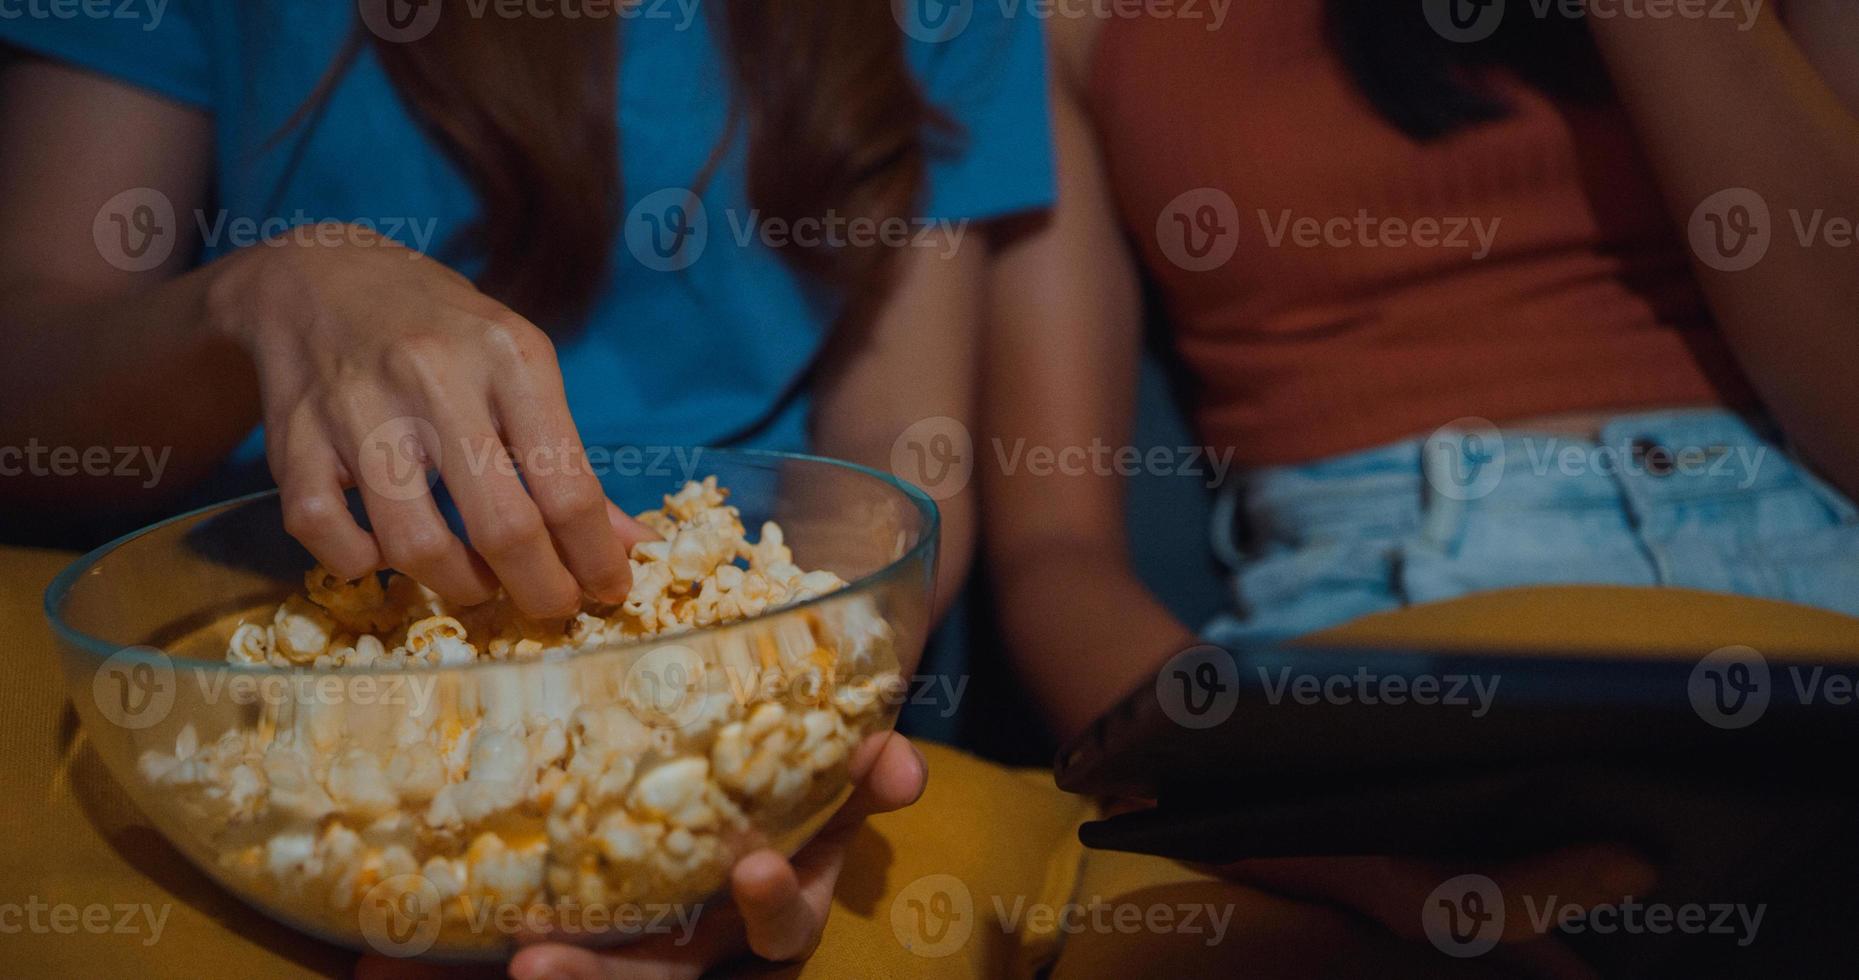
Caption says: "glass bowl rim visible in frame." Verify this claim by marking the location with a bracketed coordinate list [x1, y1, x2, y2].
[44, 447, 939, 678]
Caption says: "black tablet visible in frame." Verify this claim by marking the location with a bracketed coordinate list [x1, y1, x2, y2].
[1055, 642, 1859, 866]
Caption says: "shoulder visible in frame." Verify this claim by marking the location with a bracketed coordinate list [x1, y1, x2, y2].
[900, 2, 1061, 221]
[1046, 7, 1110, 98]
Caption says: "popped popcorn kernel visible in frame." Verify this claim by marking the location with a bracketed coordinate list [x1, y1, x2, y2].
[152, 478, 901, 954]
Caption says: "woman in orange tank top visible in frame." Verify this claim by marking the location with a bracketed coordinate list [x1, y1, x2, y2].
[986, 1, 1859, 966]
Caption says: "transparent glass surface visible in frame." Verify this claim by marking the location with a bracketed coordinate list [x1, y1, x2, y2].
[46, 450, 936, 959]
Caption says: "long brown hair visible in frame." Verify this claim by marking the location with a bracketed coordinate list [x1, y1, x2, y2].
[1326, 0, 1609, 141]
[302, 4, 949, 331]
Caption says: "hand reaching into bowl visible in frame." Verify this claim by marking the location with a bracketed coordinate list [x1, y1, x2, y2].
[208, 224, 653, 617]
[353, 732, 929, 980]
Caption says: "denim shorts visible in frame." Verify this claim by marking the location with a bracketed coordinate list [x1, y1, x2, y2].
[1202, 409, 1859, 647]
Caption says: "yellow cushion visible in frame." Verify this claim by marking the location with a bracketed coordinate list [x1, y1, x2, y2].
[6, 539, 1853, 979]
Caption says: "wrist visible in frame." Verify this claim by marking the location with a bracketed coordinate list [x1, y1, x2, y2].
[200, 240, 304, 351]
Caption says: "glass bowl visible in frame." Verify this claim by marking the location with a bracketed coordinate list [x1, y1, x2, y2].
[46, 450, 936, 960]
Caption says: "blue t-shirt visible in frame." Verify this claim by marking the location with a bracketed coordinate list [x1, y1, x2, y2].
[0, 1, 1052, 497]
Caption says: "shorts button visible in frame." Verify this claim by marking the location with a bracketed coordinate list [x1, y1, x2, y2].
[1632, 438, 1676, 477]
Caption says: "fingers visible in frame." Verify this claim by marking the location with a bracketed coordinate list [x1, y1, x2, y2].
[483, 315, 651, 605]
[503, 741, 926, 978]
[730, 735, 923, 968]
[346, 415, 498, 606]
[731, 742, 918, 969]
[1232, 844, 1657, 947]
[506, 945, 621, 980]
[273, 423, 380, 579]
[429, 408, 581, 618]
[609, 499, 660, 549]
[1483, 844, 1659, 941]
[826, 732, 928, 833]
[506, 944, 619, 980]
[732, 849, 825, 963]
[489, 347, 633, 606]
[507, 909, 740, 980]
[353, 955, 504, 980]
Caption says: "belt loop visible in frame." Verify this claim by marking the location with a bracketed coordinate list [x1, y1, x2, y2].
[1209, 480, 1247, 571]
[1419, 425, 1493, 553]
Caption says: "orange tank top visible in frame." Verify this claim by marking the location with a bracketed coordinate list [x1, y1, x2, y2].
[1087, 7, 1756, 465]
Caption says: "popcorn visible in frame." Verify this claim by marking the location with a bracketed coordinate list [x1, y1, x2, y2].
[405, 616, 477, 668]
[144, 478, 902, 954]
[228, 623, 271, 666]
[711, 703, 853, 816]
[326, 748, 398, 821]
[305, 566, 398, 634]
[272, 596, 336, 665]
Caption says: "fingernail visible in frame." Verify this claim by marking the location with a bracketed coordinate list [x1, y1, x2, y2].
[509, 963, 571, 980]
[907, 741, 929, 803]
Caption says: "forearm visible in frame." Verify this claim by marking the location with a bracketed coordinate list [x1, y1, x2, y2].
[812, 426, 975, 640]
[992, 535, 1196, 742]
[0, 262, 259, 508]
[810, 230, 982, 641]
[1589, 11, 1859, 493]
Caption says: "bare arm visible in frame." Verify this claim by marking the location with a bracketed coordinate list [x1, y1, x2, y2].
[984, 17, 1196, 743]
[0, 55, 648, 615]
[812, 230, 981, 645]
[1588, 1, 1859, 496]
[0, 56, 257, 508]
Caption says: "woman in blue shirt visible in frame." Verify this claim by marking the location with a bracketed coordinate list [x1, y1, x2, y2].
[0, 2, 1050, 974]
